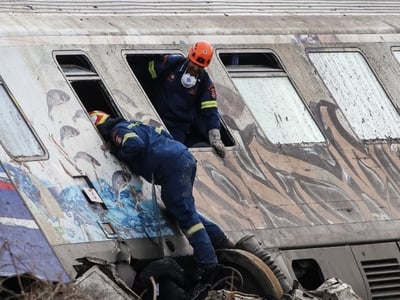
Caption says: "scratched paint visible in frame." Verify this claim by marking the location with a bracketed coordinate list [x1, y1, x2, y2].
[232, 76, 325, 144]
[309, 51, 400, 140]
[3, 162, 174, 243]
[193, 83, 400, 234]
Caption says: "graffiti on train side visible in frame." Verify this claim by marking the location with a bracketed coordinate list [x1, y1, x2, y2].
[47, 89, 71, 121]
[2, 162, 174, 243]
[194, 99, 400, 230]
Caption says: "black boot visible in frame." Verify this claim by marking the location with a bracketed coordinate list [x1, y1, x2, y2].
[213, 236, 235, 250]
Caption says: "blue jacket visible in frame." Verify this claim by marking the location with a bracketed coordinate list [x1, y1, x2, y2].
[147, 55, 221, 142]
[108, 120, 188, 183]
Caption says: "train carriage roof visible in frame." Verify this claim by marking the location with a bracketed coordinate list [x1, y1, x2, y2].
[2, 0, 400, 15]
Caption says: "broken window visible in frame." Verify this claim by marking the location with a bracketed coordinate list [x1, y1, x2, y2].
[55, 53, 119, 117]
[219, 52, 324, 144]
[292, 258, 325, 290]
[309, 51, 400, 141]
[125, 53, 235, 148]
[0, 78, 46, 160]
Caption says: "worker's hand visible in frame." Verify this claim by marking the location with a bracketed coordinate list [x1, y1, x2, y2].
[208, 128, 226, 158]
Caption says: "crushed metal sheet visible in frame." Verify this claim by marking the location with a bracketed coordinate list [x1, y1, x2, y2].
[75, 265, 132, 300]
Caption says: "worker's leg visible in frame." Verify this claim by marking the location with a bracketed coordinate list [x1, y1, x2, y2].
[160, 151, 217, 266]
[199, 214, 234, 249]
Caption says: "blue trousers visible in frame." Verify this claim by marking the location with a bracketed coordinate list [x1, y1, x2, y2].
[159, 151, 225, 266]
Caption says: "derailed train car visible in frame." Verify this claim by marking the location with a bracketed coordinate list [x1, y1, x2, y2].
[1, 1, 400, 299]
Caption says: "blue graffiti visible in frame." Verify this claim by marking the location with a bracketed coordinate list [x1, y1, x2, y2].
[2, 162, 174, 243]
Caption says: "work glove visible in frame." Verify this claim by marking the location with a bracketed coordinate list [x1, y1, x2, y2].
[208, 128, 226, 158]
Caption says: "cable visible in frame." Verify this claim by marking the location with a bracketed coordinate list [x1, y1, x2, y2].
[211, 265, 244, 291]
[149, 276, 157, 300]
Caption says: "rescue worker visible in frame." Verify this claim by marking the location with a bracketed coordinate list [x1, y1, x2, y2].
[89, 111, 233, 277]
[136, 41, 226, 158]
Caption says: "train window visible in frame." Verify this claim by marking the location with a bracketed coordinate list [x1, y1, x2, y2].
[220, 52, 281, 73]
[55, 53, 119, 117]
[56, 55, 97, 76]
[0, 81, 46, 159]
[125, 53, 235, 148]
[219, 52, 325, 144]
[309, 51, 400, 141]
[393, 50, 400, 64]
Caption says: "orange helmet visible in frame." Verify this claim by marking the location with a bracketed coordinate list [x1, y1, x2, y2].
[89, 110, 110, 126]
[188, 41, 213, 68]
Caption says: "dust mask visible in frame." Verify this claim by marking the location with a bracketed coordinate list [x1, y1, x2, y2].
[181, 72, 197, 88]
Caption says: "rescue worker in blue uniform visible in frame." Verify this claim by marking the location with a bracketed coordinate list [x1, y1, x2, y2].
[137, 41, 226, 158]
[89, 111, 233, 275]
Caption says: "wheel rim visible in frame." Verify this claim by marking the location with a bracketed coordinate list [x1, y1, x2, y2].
[216, 248, 284, 298]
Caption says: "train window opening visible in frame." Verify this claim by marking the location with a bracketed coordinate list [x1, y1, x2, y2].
[56, 54, 95, 75]
[219, 51, 325, 145]
[309, 51, 400, 141]
[292, 258, 325, 290]
[0, 80, 46, 160]
[125, 53, 235, 148]
[60, 64, 97, 77]
[392, 49, 400, 66]
[55, 53, 119, 118]
[219, 52, 282, 74]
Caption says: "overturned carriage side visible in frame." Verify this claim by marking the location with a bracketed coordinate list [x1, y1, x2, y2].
[199, 19, 400, 300]
[1, 1, 400, 299]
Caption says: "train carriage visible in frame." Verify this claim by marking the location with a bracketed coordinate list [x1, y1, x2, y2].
[1, 1, 400, 299]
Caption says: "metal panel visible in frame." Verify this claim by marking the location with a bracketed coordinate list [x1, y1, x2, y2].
[352, 242, 400, 300]
[2, 1, 400, 15]
[282, 245, 369, 300]
[0, 164, 69, 281]
[76, 266, 133, 299]
[232, 76, 324, 144]
[309, 51, 400, 140]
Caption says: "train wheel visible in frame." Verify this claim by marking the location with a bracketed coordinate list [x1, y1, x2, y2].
[216, 249, 284, 298]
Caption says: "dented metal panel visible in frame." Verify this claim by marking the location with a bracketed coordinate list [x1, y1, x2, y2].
[76, 266, 133, 299]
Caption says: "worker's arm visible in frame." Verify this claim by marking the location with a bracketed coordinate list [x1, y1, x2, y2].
[154, 125, 173, 139]
[111, 127, 145, 158]
[199, 77, 226, 158]
[208, 128, 226, 158]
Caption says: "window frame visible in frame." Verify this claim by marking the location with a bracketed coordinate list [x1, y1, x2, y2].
[217, 49, 326, 146]
[307, 47, 400, 143]
[0, 76, 47, 161]
[122, 49, 236, 149]
[53, 50, 121, 118]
